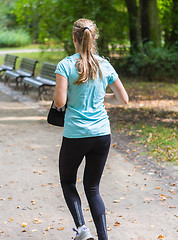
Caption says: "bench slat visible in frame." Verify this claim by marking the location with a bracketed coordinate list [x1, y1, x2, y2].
[0, 54, 18, 72]
[23, 77, 43, 87]
[22, 62, 57, 100]
[4, 58, 38, 88]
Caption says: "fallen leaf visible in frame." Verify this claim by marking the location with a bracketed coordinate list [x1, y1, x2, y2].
[9, 217, 14, 222]
[160, 194, 166, 201]
[31, 200, 36, 205]
[0, 231, 4, 234]
[33, 171, 43, 175]
[57, 227, 64, 231]
[33, 219, 42, 224]
[158, 235, 165, 239]
[9, 181, 15, 183]
[114, 222, 120, 226]
[167, 195, 172, 199]
[107, 227, 112, 231]
[32, 229, 38, 232]
[21, 223, 27, 228]
[113, 200, 120, 203]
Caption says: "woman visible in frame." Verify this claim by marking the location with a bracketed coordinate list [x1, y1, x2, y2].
[54, 18, 128, 240]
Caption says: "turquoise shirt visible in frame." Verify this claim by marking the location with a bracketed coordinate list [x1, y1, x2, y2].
[55, 53, 118, 138]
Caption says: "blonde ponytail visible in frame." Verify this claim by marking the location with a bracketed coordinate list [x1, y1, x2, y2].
[73, 19, 102, 85]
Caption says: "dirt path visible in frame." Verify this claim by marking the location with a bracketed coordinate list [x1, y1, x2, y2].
[0, 85, 177, 240]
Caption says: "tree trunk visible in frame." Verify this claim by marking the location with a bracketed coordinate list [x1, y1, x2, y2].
[140, 0, 161, 47]
[125, 0, 141, 53]
[170, 0, 178, 45]
[97, 31, 110, 57]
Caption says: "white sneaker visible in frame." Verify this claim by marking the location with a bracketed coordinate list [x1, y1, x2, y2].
[73, 225, 94, 240]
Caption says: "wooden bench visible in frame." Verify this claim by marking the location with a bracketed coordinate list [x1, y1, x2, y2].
[23, 62, 56, 100]
[0, 54, 18, 78]
[4, 58, 38, 88]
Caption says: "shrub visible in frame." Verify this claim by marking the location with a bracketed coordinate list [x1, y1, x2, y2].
[0, 29, 31, 47]
[112, 42, 178, 82]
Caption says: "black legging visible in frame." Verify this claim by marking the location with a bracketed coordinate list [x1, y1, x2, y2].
[59, 134, 111, 240]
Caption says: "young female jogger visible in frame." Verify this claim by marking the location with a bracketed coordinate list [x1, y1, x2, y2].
[53, 18, 129, 240]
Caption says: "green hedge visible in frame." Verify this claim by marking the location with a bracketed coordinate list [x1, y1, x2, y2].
[0, 29, 31, 47]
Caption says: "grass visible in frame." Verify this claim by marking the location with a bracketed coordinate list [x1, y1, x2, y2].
[108, 107, 178, 164]
[0, 49, 67, 76]
[136, 124, 177, 163]
[123, 78, 178, 100]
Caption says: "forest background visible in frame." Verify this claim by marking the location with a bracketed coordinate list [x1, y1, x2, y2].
[0, 0, 178, 81]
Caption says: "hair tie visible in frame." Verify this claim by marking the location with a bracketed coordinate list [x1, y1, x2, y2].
[83, 27, 89, 31]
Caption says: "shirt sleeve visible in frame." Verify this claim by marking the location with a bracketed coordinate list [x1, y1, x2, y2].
[55, 58, 69, 79]
[107, 62, 118, 85]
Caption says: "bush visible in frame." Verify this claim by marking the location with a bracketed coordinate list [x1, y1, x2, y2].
[112, 43, 178, 82]
[0, 29, 31, 47]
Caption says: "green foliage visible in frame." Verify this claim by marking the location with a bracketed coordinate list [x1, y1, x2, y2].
[157, 0, 178, 46]
[0, 0, 17, 29]
[116, 42, 178, 81]
[0, 29, 32, 47]
[13, 0, 128, 56]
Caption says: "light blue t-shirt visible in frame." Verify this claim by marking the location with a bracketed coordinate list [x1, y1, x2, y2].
[55, 53, 118, 138]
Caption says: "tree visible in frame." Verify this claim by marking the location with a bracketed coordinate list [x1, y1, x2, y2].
[0, 0, 17, 29]
[125, 0, 141, 52]
[169, 0, 178, 45]
[14, 0, 128, 56]
[139, 0, 161, 47]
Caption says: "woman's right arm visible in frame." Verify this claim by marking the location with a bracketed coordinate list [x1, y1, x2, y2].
[104, 78, 129, 105]
[53, 73, 68, 108]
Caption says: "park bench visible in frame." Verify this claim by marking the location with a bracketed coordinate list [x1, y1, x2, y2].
[4, 58, 38, 88]
[23, 62, 56, 100]
[0, 54, 18, 78]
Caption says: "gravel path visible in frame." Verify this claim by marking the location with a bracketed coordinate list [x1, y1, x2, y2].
[0, 48, 63, 56]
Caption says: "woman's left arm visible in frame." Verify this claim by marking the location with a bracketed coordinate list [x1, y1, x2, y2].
[53, 73, 68, 108]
